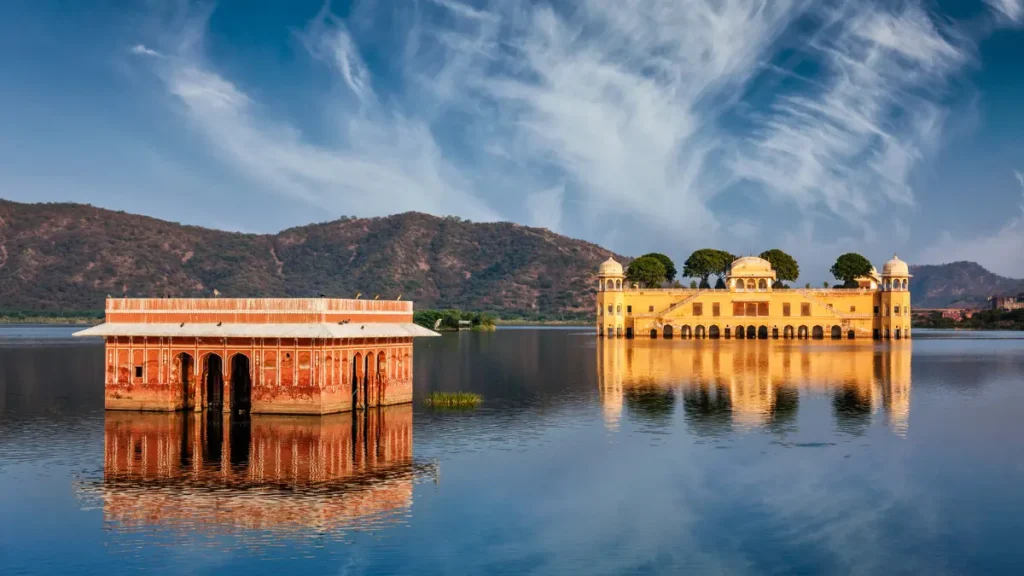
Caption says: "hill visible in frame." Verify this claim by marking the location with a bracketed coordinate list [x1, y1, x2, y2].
[909, 261, 1024, 309]
[0, 200, 623, 319]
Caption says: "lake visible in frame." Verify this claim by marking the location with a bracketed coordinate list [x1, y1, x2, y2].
[2, 326, 1024, 574]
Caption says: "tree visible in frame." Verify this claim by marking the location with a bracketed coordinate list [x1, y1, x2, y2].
[684, 249, 734, 284]
[689, 280, 698, 289]
[714, 250, 737, 278]
[638, 253, 677, 283]
[823, 281, 829, 288]
[805, 282, 811, 289]
[830, 253, 873, 285]
[759, 249, 799, 283]
[626, 256, 668, 288]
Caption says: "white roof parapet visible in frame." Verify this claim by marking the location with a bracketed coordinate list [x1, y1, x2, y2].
[73, 322, 440, 339]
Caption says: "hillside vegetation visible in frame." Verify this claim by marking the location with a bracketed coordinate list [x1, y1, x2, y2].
[0, 200, 618, 319]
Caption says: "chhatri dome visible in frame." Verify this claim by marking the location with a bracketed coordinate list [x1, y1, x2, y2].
[728, 256, 777, 279]
[882, 254, 910, 277]
[599, 257, 623, 276]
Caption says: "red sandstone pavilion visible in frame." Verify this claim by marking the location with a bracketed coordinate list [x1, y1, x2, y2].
[73, 297, 438, 414]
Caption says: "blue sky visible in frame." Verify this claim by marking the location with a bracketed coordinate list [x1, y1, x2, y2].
[1, 0, 1023, 281]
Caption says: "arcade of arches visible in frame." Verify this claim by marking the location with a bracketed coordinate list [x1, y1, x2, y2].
[104, 336, 415, 414]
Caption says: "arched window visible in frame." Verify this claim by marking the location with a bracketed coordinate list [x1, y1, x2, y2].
[616, 304, 622, 316]
[885, 281, 891, 291]
[758, 279, 767, 291]
[902, 279, 907, 290]
[746, 279, 756, 290]
[616, 279, 622, 290]
[606, 279, 614, 290]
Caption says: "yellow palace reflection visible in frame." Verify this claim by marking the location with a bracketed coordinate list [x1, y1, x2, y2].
[84, 406, 432, 536]
[597, 339, 911, 435]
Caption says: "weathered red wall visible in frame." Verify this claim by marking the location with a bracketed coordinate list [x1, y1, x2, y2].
[103, 336, 414, 414]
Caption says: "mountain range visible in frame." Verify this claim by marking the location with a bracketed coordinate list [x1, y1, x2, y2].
[0, 199, 1018, 315]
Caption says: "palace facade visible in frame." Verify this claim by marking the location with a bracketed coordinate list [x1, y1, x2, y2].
[74, 297, 438, 414]
[596, 255, 912, 340]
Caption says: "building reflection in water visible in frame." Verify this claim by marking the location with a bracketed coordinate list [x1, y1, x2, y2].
[597, 340, 912, 436]
[82, 405, 434, 537]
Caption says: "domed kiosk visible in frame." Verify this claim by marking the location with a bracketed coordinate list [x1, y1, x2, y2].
[727, 256, 777, 292]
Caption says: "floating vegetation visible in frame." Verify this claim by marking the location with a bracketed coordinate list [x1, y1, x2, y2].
[423, 391, 482, 409]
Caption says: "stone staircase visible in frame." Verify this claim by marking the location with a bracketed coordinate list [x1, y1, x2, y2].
[659, 291, 706, 316]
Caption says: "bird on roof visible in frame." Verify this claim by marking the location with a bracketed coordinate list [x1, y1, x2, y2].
[217, 321, 222, 327]
[355, 292, 361, 299]
[374, 294, 380, 300]
[397, 294, 402, 300]
[317, 292, 326, 298]
[213, 288, 221, 297]
[180, 322, 185, 327]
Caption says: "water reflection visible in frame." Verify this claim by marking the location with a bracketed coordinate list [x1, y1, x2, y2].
[78, 405, 435, 538]
[598, 340, 912, 436]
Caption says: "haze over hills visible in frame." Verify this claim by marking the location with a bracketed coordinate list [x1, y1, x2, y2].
[908, 262, 1024, 309]
[0, 200, 1018, 315]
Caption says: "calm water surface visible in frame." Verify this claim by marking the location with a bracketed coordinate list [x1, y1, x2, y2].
[2, 327, 1024, 574]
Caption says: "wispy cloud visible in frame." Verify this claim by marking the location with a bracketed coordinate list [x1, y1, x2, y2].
[986, 0, 1024, 23]
[731, 2, 964, 224]
[129, 44, 162, 58]
[131, 0, 1011, 269]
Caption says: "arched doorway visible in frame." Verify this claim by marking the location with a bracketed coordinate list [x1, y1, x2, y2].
[784, 326, 794, 339]
[724, 327, 732, 339]
[650, 329, 658, 339]
[663, 325, 674, 339]
[708, 325, 720, 339]
[771, 327, 779, 339]
[847, 330, 855, 339]
[174, 352, 193, 409]
[812, 326, 824, 339]
[894, 328, 901, 339]
[884, 328, 890, 339]
[798, 326, 809, 339]
[681, 325, 692, 339]
[695, 325, 706, 339]
[351, 352, 362, 410]
[736, 325, 745, 339]
[757, 326, 768, 339]
[831, 326, 842, 340]
[747, 326, 756, 339]
[203, 354, 224, 410]
[230, 354, 252, 413]
[364, 352, 375, 409]
[626, 327, 633, 339]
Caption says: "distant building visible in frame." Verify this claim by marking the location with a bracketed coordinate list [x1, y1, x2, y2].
[597, 254, 912, 340]
[940, 309, 974, 321]
[991, 294, 1024, 311]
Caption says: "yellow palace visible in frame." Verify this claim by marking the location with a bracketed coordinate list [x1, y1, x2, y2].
[596, 254, 911, 340]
